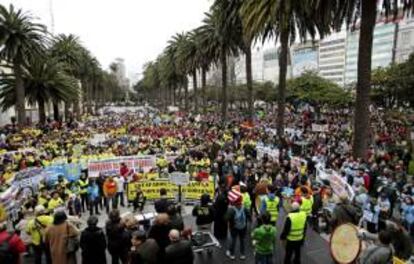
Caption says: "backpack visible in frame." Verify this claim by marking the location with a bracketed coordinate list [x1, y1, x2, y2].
[34, 218, 47, 241]
[0, 232, 15, 263]
[234, 207, 246, 230]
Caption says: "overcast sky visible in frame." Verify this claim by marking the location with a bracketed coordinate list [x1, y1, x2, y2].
[0, 0, 212, 83]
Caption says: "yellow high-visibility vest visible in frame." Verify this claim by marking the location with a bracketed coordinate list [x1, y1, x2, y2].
[287, 211, 307, 241]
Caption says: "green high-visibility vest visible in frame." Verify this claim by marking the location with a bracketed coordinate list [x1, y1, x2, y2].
[242, 193, 252, 209]
[300, 197, 313, 216]
[287, 211, 306, 241]
[265, 196, 279, 222]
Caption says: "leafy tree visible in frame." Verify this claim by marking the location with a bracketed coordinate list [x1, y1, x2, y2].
[0, 4, 47, 125]
[287, 71, 353, 106]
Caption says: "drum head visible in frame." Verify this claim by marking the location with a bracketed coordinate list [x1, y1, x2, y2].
[330, 223, 361, 264]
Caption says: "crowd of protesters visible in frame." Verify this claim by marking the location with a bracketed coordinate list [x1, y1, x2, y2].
[0, 104, 413, 264]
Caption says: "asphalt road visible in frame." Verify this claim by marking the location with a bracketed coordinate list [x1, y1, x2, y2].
[24, 204, 334, 264]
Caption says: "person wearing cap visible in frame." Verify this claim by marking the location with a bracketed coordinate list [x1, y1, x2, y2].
[165, 229, 194, 264]
[192, 193, 215, 231]
[280, 202, 307, 264]
[26, 205, 53, 264]
[260, 185, 280, 226]
[80, 215, 107, 264]
[225, 195, 249, 260]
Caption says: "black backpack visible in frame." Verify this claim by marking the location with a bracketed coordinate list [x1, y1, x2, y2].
[0, 232, 15, 263]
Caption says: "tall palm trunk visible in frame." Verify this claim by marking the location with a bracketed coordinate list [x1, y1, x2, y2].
[37, 97, 46, 125]
[353, 0, 377, 158]
[64, 102, 70, 122]
[220, 49, 228, 123]
[184, 78, 189, 112]
[53, 101, 59, 121]
[87, 81, 93, 114]
[245, 44, 254, 120]
[277, 27, 289, 137]
[201, 67, 207, 113]
[172, 84, 176, 106]
[193, 71, 198, 113]
[14, 63, 26, 126]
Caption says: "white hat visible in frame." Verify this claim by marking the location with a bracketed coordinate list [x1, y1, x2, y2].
[291, 202, 300, 211]
[35, 205, 46, 215]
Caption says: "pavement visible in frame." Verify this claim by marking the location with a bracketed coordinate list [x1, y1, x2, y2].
[24, 203, 335, 264]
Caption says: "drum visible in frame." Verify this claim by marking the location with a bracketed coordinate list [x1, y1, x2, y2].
[330, 223, 361, 264]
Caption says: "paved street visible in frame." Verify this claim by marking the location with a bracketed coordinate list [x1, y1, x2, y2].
[24, 203, 334, 264]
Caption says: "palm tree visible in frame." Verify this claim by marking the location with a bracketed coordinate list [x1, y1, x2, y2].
[167, 33, 190, 111]
[49, 34, 83, 120]
[177, 32, 201, 112]
[192, 27, 214, 113]
[199, 11, 239, 123]
[0, 56, 78, 124]
[334, 0, 414, 158]
[212, 0, 255, 119]
[240, 0, 330, 136]
[0, 4, 47, 126]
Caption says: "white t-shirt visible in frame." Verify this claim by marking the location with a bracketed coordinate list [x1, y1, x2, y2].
[115, 177, 125, 192]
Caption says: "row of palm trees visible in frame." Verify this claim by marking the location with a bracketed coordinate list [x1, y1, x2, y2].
[0, 4, 122, 125]
[141, 0, 413, 158]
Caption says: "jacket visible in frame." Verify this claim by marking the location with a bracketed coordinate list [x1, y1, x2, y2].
[26, 215, 53, 246]
[129, 238, 159, 264]
[192, 205, 214, 226]
[80, 226, 107, 264]
[154, 198, 172, 213]
[359, 244, 393, 264]
[165, 240, 194, 264]
[105, 221, 126, 254]
[252, 224, 277, 255]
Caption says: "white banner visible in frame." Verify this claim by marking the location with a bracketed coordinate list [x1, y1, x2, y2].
[312, 124, 329, 132]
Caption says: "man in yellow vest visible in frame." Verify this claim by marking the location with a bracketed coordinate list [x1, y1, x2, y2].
[26, 205, 53, 264]
[78, 174, 89, 213]
[281, 202, 307, 264]
[299, 187, 313, 218]
[260, 186, 280, 226]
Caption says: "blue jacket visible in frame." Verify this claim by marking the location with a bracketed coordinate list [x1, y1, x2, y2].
[88, 184, 100, 200]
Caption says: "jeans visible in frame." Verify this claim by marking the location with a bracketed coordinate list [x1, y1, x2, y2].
[256, 253, 273, 264]
[80, 193, 88, 212]
[106, 197, 116, 213]
[284, 240, 302, 264]
[89, 199, 99, 215]
[116, 192, 125, 207]
[229, 228, 246, 255]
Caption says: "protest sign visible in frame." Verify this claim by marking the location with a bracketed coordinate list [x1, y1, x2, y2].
[312, 123, 329, 132]
[169, 172, 190, 186]
[256, 145, 279, 160]
[64, 163, 82, 182]
[88, 155, 156, 177]
[127, 180, 214, 201]
[89, 133, 107, 145]
[316, 164, 354, 200]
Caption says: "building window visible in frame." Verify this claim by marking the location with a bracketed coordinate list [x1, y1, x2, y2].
[320, 39, 345, 47]
[322, 71, 344, 76]
[320, 51, 345, 59]
[319, 65, 344, 71]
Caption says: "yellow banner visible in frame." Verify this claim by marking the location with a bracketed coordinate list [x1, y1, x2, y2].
[393, 257, 406, 264]
[127, 180, 214, 201]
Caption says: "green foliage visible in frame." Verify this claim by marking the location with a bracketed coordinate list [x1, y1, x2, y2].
[371, 54, 414, 107]
[287, 71, 353, 106]
[0, 55, 78, 109]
